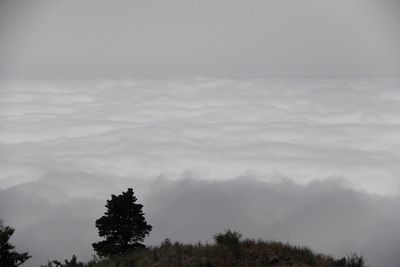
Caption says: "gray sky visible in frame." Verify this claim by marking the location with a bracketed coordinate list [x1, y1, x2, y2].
[1, 0, 400, 77]
[1, 1, 400, 266]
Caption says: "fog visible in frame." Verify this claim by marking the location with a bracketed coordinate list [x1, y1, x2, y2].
[1, 78, 400, 266]
[2, 175, 400, 267]
[1, 1, 400, 266]
[1, 0, 400, 77]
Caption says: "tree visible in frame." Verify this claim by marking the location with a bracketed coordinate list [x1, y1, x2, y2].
[0, 221, 31, 267]
[92, 188, 152, 257]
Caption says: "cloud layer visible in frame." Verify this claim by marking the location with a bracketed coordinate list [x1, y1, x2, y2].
[1, 176, 400, 267]
[1, 78, 400, 266]
[1, 78, 400, 194]
[1, 0, 400, 77]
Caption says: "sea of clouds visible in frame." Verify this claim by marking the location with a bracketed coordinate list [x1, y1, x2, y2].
[1, 78, 400, 267]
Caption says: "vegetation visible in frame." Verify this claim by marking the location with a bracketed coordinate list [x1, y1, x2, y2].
[2, 189, 367, 267]
[92, 188, 152, 258]
[43, 230, 366, 267]
[0, 221, 31, 267]
[41, 255, 85, 267]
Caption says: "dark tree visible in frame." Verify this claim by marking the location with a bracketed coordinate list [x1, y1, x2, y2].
[92, 188, 152, 257]
[0, 222, 31, 267]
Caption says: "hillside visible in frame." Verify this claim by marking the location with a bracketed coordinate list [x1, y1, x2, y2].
[42, 231, 365, 267]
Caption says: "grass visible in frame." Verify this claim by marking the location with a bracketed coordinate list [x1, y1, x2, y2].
[41, 230, 366, 267]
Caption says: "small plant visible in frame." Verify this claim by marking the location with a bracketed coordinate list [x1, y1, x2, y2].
[214, 229, 242, 258]
[333, 253, 366, 267]
[41, 255, 85, 267]
[160, 238, 172, 247]
[214, 229, 242, 247]
[344, 253, 366, 267]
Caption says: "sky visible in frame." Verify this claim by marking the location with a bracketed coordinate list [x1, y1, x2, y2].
[0, 0, 400, 77]
[1, 1, 400, 267]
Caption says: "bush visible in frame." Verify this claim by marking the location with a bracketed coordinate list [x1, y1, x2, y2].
[41, 255, 85, 267]
[340, 253, 366, 267]
[213, 229, 242, 258]
[213, 229, 242, 247]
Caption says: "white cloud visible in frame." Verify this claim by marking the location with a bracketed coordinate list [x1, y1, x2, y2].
[1, 78, 400, 266]
[1, 78, 400, 194]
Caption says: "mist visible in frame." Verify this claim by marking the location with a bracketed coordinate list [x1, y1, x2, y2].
[1, 0, 400, 77]
[1, 176, 400, 267]
[1, 1, 400, 267]
[1, 78, 400, 266]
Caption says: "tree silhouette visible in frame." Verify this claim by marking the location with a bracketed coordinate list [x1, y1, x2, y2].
[92, 188, 152, 257]
[0, 221, 31, 267]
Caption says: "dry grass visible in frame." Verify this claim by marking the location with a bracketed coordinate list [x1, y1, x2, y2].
[42, 231, 366, 267]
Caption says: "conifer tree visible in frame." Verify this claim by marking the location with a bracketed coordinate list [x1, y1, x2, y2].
[0, 222, 31, 267]
[92, 188, 152, 257]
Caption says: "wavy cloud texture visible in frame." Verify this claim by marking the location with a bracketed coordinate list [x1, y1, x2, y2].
[1, 78, 400, 266]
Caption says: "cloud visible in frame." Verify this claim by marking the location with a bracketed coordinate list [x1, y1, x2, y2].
[1, 78, 400, 267]
[1, 78, 400, 194]
[1, 175, 400, 267]
[1, 0, 400, 77]
[145, 178, 400, 267]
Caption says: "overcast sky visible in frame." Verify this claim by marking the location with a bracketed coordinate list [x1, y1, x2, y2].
[1, 0, 400, 77]
[1, 1, 400, 267]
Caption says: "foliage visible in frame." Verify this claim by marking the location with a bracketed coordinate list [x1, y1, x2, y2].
[63, 231, 366, 267]
[214, 229, 242, 247]
[92, 188, 152, 258]
[40, 255, 86, 267]
[0, 222, 31, 267]
[214, 229, 242, 258]
[334, 253, 366, 267]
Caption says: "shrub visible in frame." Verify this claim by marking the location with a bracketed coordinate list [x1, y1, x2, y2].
[344, 253, 366, 267]
[214, 229, 242, 258]
[214, 229, 242, 247]
[41, 255, 85, 267]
